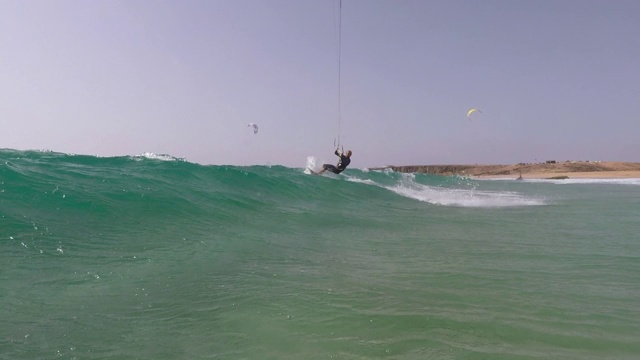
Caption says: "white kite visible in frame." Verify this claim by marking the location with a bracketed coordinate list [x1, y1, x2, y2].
[247, 122, 258, 134]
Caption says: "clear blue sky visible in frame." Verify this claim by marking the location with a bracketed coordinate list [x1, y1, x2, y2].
[2, 0, 639, 167]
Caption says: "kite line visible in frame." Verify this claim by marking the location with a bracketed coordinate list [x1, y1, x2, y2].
[335, 0, 342, 149]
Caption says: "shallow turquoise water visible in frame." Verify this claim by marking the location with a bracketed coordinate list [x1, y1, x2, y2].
[1, 149, 639, 359]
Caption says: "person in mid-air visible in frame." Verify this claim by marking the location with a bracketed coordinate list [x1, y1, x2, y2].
[317, 149, 352, 175]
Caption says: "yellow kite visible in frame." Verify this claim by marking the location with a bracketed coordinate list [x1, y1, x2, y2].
[467, 108, 482, 121]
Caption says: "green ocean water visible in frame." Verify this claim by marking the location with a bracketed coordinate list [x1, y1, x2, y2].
[1, 149, 639, 359]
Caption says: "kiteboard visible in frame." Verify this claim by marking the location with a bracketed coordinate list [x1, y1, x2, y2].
[306, 168, 320, 175]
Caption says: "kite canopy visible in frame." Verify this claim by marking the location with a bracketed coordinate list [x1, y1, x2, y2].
[247, 123, 258, 134]
[466, 108, 482, 121]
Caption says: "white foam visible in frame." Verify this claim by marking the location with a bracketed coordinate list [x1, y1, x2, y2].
[133, 153, 186, 162]
[344, 176, 376, 185]
[352, 172, 546, 207]
[387, 185, 545, 207]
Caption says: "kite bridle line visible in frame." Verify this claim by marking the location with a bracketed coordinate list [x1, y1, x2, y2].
[333, 138, 343, 154]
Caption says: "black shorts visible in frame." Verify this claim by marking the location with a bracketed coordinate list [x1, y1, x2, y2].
[322, 164, 343, 174]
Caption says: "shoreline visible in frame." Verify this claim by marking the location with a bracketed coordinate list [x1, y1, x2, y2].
[474, 170, 640, 180]
[369, 161, 640, 179]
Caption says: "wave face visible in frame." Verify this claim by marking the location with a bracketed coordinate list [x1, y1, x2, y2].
[2, 149, 639, 359]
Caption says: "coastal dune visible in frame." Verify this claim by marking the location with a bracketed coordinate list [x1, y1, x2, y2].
[372, 161, 640, 179]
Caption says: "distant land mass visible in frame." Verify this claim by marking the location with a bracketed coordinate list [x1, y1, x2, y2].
[369, 161, 640, 179]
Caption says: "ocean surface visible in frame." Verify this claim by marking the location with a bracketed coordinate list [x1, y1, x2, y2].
[1, 149, 639, 359]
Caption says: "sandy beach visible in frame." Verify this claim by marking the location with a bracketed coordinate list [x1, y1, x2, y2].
[374, 161, 640, 179]
[478, 170, 640, 180]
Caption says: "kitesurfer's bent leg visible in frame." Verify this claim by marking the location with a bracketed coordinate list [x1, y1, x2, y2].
[318, 164, 342, 174]
[318, 164, 341, 175]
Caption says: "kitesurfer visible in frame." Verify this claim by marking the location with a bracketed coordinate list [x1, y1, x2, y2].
[317, 149, 352, 174]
